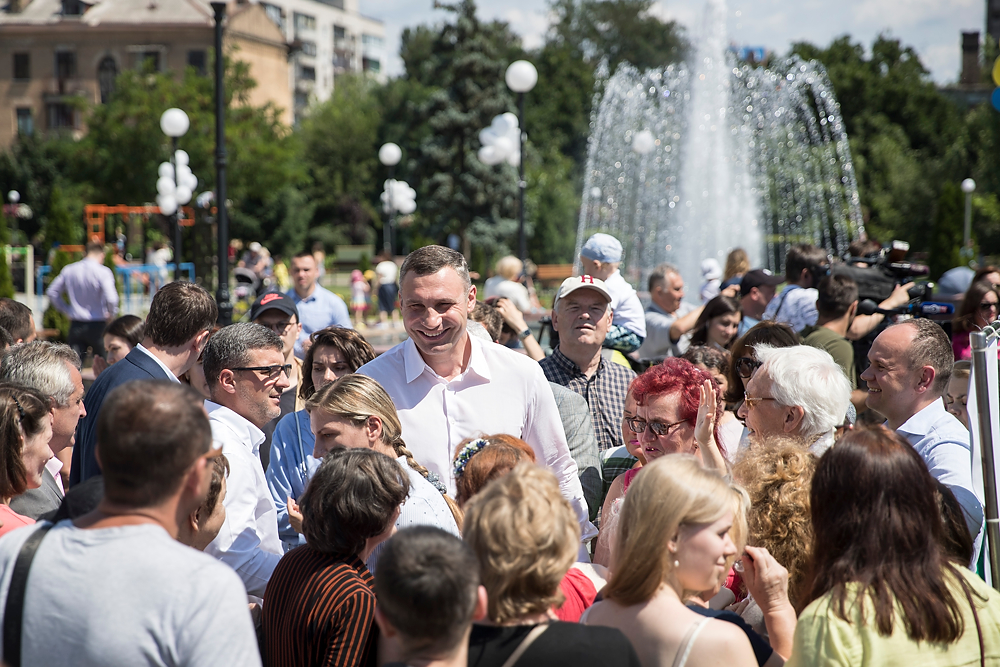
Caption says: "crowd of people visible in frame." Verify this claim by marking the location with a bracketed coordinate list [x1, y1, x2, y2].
[0, 236, 995, 667]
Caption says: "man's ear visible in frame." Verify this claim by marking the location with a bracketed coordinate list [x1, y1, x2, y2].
[550, 309, 560, 333]
[916, 366, 936, 393]
[467, 284, 478, 312]
[217, 368, 237, 396]
[193, 329, 212, 354]
[472, 585, 489, 622]
[784, 405, 806, 434]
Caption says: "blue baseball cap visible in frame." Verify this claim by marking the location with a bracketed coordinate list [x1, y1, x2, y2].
[580, 233, 623, 264]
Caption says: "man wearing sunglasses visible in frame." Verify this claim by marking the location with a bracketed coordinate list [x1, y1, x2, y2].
[202, 323, 291, 597]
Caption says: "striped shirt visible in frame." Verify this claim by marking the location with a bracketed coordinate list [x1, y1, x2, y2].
[262, 548, 376, 667]
[539, 348, 636, 453]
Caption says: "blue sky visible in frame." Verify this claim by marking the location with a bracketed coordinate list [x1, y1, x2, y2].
[364, 0, 985, 84]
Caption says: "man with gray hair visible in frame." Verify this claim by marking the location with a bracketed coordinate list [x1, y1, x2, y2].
[1, 341, 86, 517]
[737, 344, 851, 455]
[202, 322, 290, 597]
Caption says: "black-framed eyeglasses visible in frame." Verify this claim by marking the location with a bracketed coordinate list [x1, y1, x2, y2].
[230, 364, 292, 380]
[626, 417, 688, 437]
[735, 356, 761, 380]
[257, 321, 295, 334]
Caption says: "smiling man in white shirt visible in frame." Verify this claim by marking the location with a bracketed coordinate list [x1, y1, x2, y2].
[358, 246, 596, 545]
[201, 322, 290, 597]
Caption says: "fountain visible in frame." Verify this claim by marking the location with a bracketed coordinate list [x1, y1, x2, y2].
[574, 0, 863, 292]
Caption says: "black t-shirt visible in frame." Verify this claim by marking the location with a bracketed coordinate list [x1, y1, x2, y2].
[468, 621, 640, 667]
[689, 606, 773, 666]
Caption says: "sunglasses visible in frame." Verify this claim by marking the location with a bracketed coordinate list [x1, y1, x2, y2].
[230, 364, 292, 380]
[625, 417, 688, 437]
[735, 356, 761, 380]
[978, 302, 999, 312]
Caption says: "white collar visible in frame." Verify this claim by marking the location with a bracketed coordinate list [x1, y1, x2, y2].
[402, 333, 492, 385]
[135, 343, 179, 382]
[896, 399, 948, 435]
[204, 400, 266, 454]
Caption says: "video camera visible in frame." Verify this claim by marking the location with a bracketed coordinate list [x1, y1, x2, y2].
[833, 240, 931, 304]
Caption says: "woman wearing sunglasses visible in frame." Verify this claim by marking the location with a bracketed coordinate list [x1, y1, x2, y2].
[594, 358, 726, 566]
[952, 279, 1000, 361]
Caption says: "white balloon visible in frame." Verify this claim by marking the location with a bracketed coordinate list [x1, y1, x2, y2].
[398, 199, 416, 215]
[493, 136, 515, 158]
[491, 114, 512, 134]
[157, 194, 178, 215]
[501, 112, 519, 130]
[506, 151, 520, 167]
[478, 146, 500, 166]
[158, 162, 174, 179]
[405, 186, 416, 199]
[156, 177, 175, 196]
[177, 164, 192, 180]
[174, 149, 190, 166]
[175, 185, 193, 205]
[183, 173, 198, 191]
[479, 127, 499, 146]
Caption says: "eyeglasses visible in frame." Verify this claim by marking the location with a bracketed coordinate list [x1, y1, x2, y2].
[735, 357, 761, 379]
[230, 364, 292, 380]
[258, 321, 295, 334]
[626, 417, 688, 436]
[978, 302, 999, 312]
[743, 392, 777, 409]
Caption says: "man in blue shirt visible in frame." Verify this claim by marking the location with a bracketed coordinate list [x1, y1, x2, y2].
[287, 250, 351, 358]
[46, 241, 118, 362]
[861, 318, 984, 547]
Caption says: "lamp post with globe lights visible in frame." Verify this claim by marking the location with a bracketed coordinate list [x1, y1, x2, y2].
[505, 60, 537, 261]
[5, 191, 19, 242]
[378, 143, 401, 256]
[961, 178, 976, 262]
[158, 108, 198, 281]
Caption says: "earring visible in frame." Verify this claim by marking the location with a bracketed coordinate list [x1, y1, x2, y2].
[673, 559, 679, 568]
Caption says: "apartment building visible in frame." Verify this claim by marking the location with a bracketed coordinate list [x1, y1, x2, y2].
[253, 0, 385, 123]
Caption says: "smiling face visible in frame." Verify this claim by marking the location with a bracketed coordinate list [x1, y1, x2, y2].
[21, 411, 53, 490]
[232, 348, 289, 429]
[50, 362, 85, 453]
[401, 267, 476, 365]
[553, 288, 612, 354]
[674, 511, 737, 594]
[706, 312, 740, 349]
[636, 392, 696, 462]
[975, 289, 999, 329]
[620, 389, 645, 464]
[860, 325, 925, 427]
[736, 368, 789, 442]
[310, 409, 375, 459]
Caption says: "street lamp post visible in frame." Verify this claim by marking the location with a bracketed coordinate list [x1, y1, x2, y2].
[505, 60, 537, 262]
[211, 1, 232, 325]
[378, 143, 402, 257]
[159, 108, 193, 282]
[961, 178, 976, 262]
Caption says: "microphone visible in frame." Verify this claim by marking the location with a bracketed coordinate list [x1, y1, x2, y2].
[857, 300, 955, 317]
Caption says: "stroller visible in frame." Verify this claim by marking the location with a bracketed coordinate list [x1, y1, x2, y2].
[233, 268, 261, 320]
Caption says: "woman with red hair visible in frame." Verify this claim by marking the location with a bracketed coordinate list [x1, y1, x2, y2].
[595, 358, 726, 566]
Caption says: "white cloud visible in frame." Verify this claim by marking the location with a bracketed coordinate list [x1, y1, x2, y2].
[365, 0, 985, 83]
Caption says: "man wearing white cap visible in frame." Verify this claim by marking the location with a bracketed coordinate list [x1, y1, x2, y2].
[541, 275, 636, 457]
[579, 233, 646, 354]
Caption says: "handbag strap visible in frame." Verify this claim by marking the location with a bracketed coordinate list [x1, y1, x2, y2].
[3, 523, 53, 667]
[499, 624, 548, 667]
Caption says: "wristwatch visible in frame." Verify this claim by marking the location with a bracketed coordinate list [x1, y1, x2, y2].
[518, 328, 532, 341]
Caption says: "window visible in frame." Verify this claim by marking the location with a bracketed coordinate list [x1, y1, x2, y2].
[97, 56, 117, 103]
[187, 50, 207, 75]
[13, 53, 30, 81]
[16, 108, 33, 136]
[362, 57, 380, 74]
[315, 0, 343, 8]
[55, 51, 76, 78]
[262, 3, 284, 31]
[293, 12, 315, 33]
[135, 51, 160, 72]
[300, 65, 316, 81]
[333, 25, 346, 41]
[333, 52, 351, 70]
[61, 0, 85, 15]
[300, 41, 317, 57]
[362, 34, 384, 50]
[294, 91, 309, 109]
[47, 102, 76, 130]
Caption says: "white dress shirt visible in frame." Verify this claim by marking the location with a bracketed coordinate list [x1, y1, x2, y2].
[203, 401, 283, 598]
[134, 344, 180, 382]
[897, 400, 984, 543]
[359, 335, 597, 543]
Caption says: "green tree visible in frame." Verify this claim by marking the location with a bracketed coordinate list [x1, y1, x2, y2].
[42, 186, 83, 248]
[401, 0, 520, 257]
[930, 183, 963, 279]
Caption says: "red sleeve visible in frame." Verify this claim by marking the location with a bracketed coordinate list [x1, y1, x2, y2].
[554, 568, 598, 622]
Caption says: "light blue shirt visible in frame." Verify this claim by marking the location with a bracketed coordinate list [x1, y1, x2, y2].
[287, 284, 352, 358]
[897, 400, 984, 544]
[737, 315, 760, 338]
[46, 256, 118, 322]
[763, 284, 818, 333]
[265, 410, 320, 551]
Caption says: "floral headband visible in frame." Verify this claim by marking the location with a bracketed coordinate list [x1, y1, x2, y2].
[453, 438, 490, 480]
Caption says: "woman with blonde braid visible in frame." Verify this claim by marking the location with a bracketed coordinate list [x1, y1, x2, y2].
[306, 374, 461, 572]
